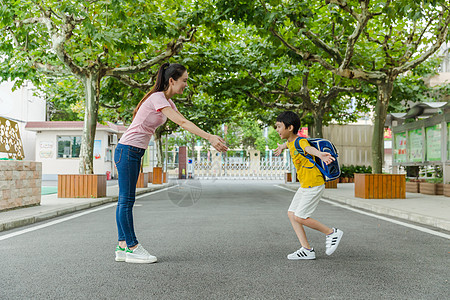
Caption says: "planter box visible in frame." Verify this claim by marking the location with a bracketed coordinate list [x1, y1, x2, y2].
[148, 172, 153, 183]
[163, 172, 167, 183]
[136, 173, 149, 188]
[325, 179, 338, 189]
[354, 174, 405, 199]
[405, 181, 420, 193]
[153, 167, 163, 184]
[285, 173, 292, 183]
[58, 174, 106, 198]
[419, 182, 437, 195]
[436, 183, 443, 195]
[444, 184, 450, 197]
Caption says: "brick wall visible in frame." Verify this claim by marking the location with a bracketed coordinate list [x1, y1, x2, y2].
[0, 161, 42, 211]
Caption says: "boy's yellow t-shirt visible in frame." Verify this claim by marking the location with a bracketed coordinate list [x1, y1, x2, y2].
[288, 138, 325, 188]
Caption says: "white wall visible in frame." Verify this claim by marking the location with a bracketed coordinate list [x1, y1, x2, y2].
[0, 80, 46, 160]
[35, 129, 115, 179]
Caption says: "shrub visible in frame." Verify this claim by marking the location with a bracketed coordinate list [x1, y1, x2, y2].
[426, 178, 443, 184]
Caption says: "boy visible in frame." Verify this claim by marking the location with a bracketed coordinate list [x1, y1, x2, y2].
[274, 111, 343, 260]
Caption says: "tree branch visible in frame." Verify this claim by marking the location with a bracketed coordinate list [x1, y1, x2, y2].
[302, 29, 343, 64]
[245, 91, 303, 110]
[100, 103, 121, 109]
[109, 74, 153, 91]
[270, 28, 337, 72]
[339, 0, 371, 69]
[400, 14, 436, 64]
[105, 28, 197, 76]
[325, 0, 358, 20]
[24, 4, 87, 77]
[394, 13, 450, 75]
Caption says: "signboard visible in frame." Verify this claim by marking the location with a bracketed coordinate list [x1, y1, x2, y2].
[39, 141, 54, 159]
[425, 124, 441, 161]
[408, 129, 423, 162]
[0, 116, 24, 159]
[394, 132, 407, 163]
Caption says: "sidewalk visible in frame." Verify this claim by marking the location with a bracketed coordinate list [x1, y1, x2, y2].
[0, 182, 173, 232]
[280, 182, 450, 232]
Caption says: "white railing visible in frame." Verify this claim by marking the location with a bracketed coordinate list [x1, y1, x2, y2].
[193, 157, 289, 180]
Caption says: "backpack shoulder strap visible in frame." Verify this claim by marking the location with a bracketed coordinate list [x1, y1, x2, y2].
[294, 137, 319, 168]
[294, 137, 306, 156]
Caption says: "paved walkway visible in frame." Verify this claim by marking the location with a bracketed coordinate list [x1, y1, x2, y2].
[1, 181, 449, 233]
[280, 182, 450, 232]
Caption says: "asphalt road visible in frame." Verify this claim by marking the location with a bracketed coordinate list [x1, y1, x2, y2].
[1, 180, 448, 299]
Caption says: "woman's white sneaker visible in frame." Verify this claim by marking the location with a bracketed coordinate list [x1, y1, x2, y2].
[115, 245, 127, 262]
[325, 228, 343, 255]
[125, 244, 157, 264]
[287, 247, 316, 260]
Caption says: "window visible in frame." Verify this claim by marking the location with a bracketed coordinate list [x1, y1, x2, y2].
[57, 136, 81, 158]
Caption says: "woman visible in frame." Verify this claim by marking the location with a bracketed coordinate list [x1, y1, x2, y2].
[114, 63, 228, 264]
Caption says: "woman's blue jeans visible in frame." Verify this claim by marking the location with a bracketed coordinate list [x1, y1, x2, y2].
[114, 143, 145, 248]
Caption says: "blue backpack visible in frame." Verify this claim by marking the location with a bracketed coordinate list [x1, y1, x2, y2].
[294, 137, 341, 182]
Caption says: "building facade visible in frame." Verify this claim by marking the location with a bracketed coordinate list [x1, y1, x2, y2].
[25, 121, 127, 180]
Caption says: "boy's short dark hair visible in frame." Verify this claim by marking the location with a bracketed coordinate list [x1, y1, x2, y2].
[276, 111, 300, 134]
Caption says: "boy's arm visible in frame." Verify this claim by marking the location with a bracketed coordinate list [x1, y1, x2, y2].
[304, 146, 335, 165]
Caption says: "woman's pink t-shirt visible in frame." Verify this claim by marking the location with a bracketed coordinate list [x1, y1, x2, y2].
[119, 92, 178, 149]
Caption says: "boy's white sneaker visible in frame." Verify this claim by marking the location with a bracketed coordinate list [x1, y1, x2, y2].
[326, 228, 343, 255]
[125, 244, 157, 264]
[115, 245, 126, 262]
[287, 247, 316, 260]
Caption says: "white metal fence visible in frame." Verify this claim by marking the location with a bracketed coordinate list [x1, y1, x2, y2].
[193, 157, 289, 180]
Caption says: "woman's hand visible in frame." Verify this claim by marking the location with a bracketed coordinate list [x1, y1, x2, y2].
[208, 135, 228, 152]
[274, 143, 287, 156]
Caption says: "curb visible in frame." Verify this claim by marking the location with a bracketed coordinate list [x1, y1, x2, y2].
[279, 184, 450, 232]
[0, 183, 173, 232]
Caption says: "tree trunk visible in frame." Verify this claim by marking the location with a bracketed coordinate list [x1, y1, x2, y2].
[371, 80, 394, 174]
[191, 135, 196, 159]
[312, 111, 324, 138]
[154, 125, 165, 167]
[79, 73, 100, 174]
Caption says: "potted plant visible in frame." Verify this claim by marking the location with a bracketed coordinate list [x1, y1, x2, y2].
[340, 165, 348, 183]
[348, 165, 355, 183]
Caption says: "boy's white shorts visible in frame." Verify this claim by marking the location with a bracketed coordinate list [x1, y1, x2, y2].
[288, 184, 325, 219]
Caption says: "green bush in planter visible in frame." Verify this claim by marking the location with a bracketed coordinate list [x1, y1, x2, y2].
[361, 165, 372, 174]
[348, 165, 355, 178]
[340, 165, 348, 178]
[426, 178, 443, 184]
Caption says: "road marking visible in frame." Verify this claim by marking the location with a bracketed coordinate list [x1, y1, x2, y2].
[0, 186, 176, 242]
[275, 185, 450, 240]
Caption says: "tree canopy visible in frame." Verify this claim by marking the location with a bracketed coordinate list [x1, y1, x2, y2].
[1, 0, 449, 174]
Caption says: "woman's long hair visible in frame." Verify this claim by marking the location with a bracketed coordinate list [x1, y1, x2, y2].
[132, 63, 187, 120]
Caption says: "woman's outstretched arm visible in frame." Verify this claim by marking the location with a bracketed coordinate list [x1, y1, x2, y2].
[161, 106, 228, 152]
